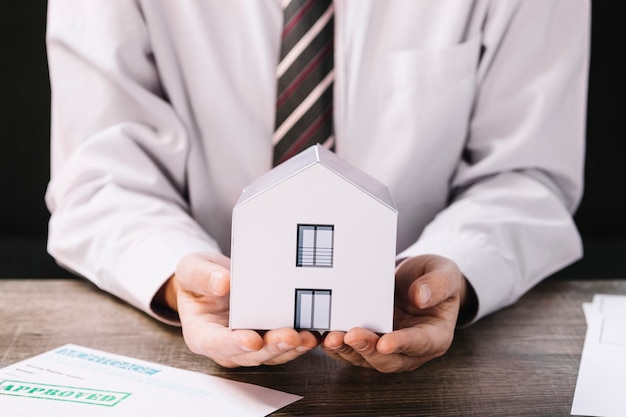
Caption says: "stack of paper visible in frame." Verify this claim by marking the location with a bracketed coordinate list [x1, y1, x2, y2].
[571, 294, 626, 417]
[0, 344, 301, 417]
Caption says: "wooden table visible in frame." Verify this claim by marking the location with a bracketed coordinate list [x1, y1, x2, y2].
[1, 278, 624, 416]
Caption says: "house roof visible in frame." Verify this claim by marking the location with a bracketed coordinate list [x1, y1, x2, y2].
[235, 144, 397, 212]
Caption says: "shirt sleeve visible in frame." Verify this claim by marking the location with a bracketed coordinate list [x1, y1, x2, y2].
[398, 0, 590, 322]
[45, 0, 220, 324]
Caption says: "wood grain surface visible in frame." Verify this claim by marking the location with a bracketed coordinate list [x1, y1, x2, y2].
[1, 278, 625, 416]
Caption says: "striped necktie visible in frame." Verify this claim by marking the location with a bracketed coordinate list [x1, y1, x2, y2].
[272, 0, 335, 166]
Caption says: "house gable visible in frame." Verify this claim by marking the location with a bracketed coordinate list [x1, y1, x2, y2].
[235, 145, 397, 213]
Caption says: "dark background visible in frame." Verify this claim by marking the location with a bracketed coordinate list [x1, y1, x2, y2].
[0, 2, 624, 278]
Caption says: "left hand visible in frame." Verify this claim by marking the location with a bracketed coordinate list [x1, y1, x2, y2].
[322, 254, 471, 373]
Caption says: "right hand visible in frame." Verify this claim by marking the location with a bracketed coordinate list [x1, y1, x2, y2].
[166, 252, 319, 367]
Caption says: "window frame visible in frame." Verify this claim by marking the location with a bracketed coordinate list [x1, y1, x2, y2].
[296, 224, 334, 267]
[294, 288, 332, 330]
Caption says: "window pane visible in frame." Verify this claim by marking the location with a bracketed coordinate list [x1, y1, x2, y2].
[297, 226, 316, 266]
[300, 226, 316, 247]
[315, 227, 333, 267]
[312, 290, 331, 330]
[296, 290, 313, 329]
[315, 227, 333, 248]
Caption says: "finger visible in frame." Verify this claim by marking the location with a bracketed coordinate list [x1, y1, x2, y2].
[322, 331, 346, 350]
[344, 328, 380, 356]
[377, 322, 454, 360]
[322, 331, 356, 358]
[181, 320, 265, 367]
[322, 331, 360, 364]
[322, 329, 376, 369]
[344, 328, 417, 373]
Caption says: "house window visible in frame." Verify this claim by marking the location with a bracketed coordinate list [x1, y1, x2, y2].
[296, 224, 334, 267]
[294, 289, 332, 330]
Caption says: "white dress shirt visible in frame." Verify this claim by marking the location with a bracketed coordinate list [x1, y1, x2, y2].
[45, 0, 590, 324]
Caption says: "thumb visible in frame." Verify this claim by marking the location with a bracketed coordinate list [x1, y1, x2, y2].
[175, 252, 231, 298]
[399, 255, 462, 309]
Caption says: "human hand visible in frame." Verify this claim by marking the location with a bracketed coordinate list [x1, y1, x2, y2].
[166, 252, 319, 367]
[322, 255, 471, 373]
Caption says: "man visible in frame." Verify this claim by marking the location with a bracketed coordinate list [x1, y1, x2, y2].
[45, 1, 590, 372]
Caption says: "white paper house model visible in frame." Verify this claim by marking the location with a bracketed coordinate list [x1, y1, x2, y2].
[230, 145, 397, 333]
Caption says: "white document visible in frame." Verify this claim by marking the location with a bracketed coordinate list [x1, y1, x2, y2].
[571, 294, 626, 417]
[0, 344, 301, 417]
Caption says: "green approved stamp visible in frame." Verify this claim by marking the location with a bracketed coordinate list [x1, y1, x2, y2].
[0, 380, 131, 407]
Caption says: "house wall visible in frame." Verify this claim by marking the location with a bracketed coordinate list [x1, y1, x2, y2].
[230, 163, 396, 333]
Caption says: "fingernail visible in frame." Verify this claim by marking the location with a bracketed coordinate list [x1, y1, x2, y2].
[209, 271, 223, 294]
[419, 284, 432, 306]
